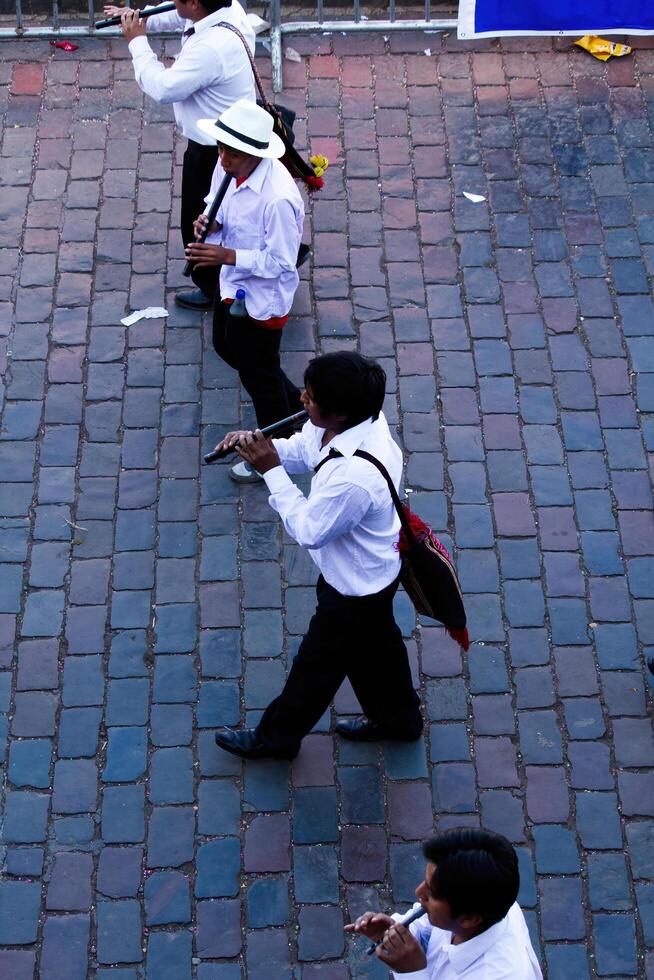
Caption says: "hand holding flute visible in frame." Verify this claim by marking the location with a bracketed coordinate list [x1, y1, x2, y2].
[193, 214, 218, 241]
[95, 1, 176, 29]
[183, 172, 232, 277]
[213, 428, 281, 476]
[101, 5, 124, 20]
[345, 905, 428, 970]
[204, 409, 309, 464]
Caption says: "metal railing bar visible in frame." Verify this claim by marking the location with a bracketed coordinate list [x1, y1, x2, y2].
[0, 24, 180, 37]
[1, 0, 174, 37]
[0, 18, 454, 40]
[279, 18, 455, 32]
[270, 0, 283, 91]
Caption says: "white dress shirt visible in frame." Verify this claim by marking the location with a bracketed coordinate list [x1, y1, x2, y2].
[389, 903, 543, 980]
[264, 413, 403, 596]
[205, 157, 304, 320]
[128, 1, 256, 145]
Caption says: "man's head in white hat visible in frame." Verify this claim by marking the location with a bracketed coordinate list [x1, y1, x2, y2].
[198, 99, 285, 182]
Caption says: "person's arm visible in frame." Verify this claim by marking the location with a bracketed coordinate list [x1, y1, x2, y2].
[234, 432, 374, 548]
[234, 198, 301, 279]
[185, 241, 233, 267]
[128, 32, 218, 104]
[264, 474, 372, 550]
[270, 432, 312, 474]
[344, 906, 430, 979]
[209, 429, 310, 474]
[103, 2, 184, 31]
[143, 1, 185, 31]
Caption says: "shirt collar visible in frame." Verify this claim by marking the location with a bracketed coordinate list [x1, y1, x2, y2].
[316, 415, 378, 461]
[192, 8, 234, 33]
[234, 157, 271, 195]
[442, 917, 508, 975]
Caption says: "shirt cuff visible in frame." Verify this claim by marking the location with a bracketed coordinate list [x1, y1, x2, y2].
[128, 35, 152, 57]
[262, 465, 292, 494]
[391, 970, 430, 980]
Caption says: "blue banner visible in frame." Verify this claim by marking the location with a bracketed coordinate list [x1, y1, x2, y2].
[458, 0, 654, 38]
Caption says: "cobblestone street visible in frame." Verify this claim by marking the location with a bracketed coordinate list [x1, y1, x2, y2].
[0, 25, 653, 979]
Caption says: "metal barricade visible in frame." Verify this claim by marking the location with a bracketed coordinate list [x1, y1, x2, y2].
[0, 0, 182, 38]
[0, 0, 456, 89]
[269, 0, 456, 90]
[0, 0, 124, 38]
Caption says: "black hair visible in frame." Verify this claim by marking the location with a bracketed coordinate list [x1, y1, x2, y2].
[303, 351, 386, 427]
[423, 829, 519, 928]
[198, 0, 232, 13]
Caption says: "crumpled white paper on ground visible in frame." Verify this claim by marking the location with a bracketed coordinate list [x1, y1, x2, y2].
[120, 307, 169, 326]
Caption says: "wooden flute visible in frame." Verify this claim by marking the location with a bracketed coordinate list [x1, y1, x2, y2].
[204, 409, 309, 463]
[183, 172, 233, 278]
[95, 2, 176, 29]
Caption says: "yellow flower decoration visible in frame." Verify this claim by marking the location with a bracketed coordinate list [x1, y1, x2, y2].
[310, 154, 329, 178]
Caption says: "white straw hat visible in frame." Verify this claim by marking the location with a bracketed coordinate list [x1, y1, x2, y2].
[197, 99, 285, 159]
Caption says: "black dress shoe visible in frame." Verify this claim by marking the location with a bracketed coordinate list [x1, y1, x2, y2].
[214, 728, 271, 760]
[336, 717, 421, 743]
[296, 242, 311, 268]
[174, 288, 214, 310]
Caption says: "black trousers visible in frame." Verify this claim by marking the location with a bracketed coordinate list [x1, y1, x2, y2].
[256, 575, 423, 758]
[212, 298, 302, 432]
[181, 139, 219, 298]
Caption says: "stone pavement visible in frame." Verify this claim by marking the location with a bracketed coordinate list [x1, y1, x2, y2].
[0, 25, 653, 980]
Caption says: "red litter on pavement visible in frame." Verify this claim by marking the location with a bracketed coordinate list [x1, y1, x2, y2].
[50, 40, 78, 51]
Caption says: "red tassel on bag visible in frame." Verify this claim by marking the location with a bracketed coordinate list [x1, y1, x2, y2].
[396, 510, 438, 555]
[304, 174, 324, 191]
[447, 627, 471, 652]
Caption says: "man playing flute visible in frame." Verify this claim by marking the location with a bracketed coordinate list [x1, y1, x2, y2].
[103, 0, 255, 310]
[346, 829, 543, 979]
[212, 351, 424, 759]
[185, 100, 305, 483]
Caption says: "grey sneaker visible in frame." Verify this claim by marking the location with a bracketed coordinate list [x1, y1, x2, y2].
[229, 460, 263, 484]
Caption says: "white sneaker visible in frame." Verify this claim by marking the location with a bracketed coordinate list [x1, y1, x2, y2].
[229, 460, 263, 484]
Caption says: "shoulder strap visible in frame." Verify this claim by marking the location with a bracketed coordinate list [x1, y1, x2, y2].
[353, 449, 415, 541]
[314, 447, 342, 474]
[216, 21, 270, 109]
[314, 447, 416, 543]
